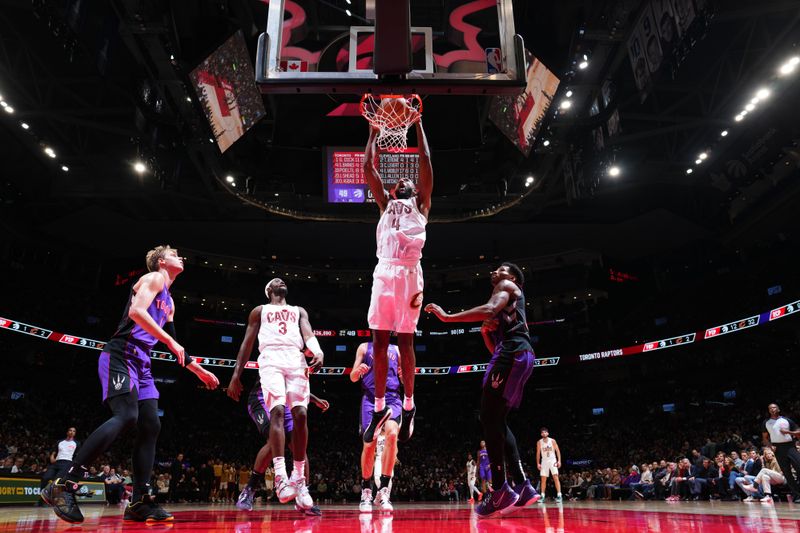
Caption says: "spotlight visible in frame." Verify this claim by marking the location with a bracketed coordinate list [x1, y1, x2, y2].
[559, 100, 572, 110]
[686, 168, 693, 174]
[565, 90, 573, 97]
[0, 101, 6, 108]
[231, 181, 236, 187]
[734, 114, 744, 122]
[698, 152, 708, 160]
[779, 58, 798, 76]
[695, 159, 702, 165]
[608, 166, 620, 177]
[750, 97, 760, 105]
[745, 103, 755, 111]
[133, 161, 147, 174]
[720, 130, 728, 137]
[755, 88, 770, 99]
[4, 106, 13, 114]
[542, 139, 551, 147]
[186, 97, 191, 102]
[345, 9, 352, 16]
[346, 0, 351, 3]
[578, 60, 589, 70]
[61, 165, 69, 172]
[226, 175, 234, 183]
[44, 147, 56, 158]
[209, 138, 214, 143]
[20, 122, 29, 130]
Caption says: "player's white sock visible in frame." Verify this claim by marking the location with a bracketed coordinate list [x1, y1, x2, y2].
[273, 456, 288, 480]
[375, 396, 386, 411]
[292, 460, 305, 480]
[403, 395, 414, 411]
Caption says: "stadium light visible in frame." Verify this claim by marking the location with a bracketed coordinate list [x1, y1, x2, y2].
[133, 161, 147, 174]
[608, 166, 620, 177]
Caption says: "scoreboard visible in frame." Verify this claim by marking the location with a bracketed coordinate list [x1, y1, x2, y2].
[325, 147, 419, 204]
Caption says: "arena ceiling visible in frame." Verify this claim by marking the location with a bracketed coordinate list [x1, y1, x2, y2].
[0, 0, 798, 265]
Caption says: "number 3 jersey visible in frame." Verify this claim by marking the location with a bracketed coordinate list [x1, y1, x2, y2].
[257, 304, 306, 369]
[375, 197, 427, 261]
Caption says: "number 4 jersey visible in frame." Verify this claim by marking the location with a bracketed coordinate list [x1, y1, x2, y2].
[369, 197, 427, 334]
[375, 197, 427, 261]
[257, 304, 306, 369]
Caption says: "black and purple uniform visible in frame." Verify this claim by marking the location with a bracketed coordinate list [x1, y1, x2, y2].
[482, 290, 534, 409]
[247, 377, 293, 438]
[98, 283, 171, 402]
[478, 448, 491, 481]
[359, 343, 402, 436]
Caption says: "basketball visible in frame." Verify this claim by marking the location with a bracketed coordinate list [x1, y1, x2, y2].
[378, 97, 412, 129]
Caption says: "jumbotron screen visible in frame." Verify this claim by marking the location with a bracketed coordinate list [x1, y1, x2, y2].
[325, 147, 419, 203]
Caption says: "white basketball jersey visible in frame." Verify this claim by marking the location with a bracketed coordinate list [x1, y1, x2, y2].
[540, 438, 555, 460]
[257, 304, 305, 368]
[376, 198, 427, 261]
[467, 460, 477, 479]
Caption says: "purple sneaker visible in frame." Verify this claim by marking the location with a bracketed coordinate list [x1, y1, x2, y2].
[513, 480, 541, 508]
[474, 482, 520, 519]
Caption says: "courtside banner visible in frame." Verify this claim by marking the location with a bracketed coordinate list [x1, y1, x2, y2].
[0, 476, 105, 505]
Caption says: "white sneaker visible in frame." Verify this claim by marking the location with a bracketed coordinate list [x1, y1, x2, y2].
[293, 478, 314, 510]
[275, 475, 298, 503]
[377, 487, 393, 512]
[760, 495, 773, 504]
[359, 488, 373, 513]
[743, 496, 755, 502]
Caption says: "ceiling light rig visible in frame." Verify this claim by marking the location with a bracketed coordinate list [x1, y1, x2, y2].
[685, 53, 797, 177]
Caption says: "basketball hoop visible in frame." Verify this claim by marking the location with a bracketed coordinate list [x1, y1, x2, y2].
[360, 94, 423, 153]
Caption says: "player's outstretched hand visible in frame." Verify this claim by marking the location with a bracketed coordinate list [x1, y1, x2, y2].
[313, 397, 330, 412]
[197, 368, 220, 390]
[167, 338, 185, 366]
[227, 375, 243, 401]
[424, 303, 447, 321]
[408, 108, 421, 126]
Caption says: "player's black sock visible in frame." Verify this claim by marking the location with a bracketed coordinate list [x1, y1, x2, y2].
[248, 471, 265, 489]
[480, 388, 510, 488]
[132, 399, 160, 501]
[72, 391, 139, 473]
[379, 475, 391, 490]
[504, 427, 526, 487]
[362, 477, 373, 491]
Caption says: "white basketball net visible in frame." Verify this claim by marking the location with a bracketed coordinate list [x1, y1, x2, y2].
[360, 94, 423, 153]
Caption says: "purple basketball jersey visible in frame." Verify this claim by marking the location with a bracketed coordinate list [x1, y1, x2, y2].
[109, 283, 172, 351]
[360, 343, 401, 399]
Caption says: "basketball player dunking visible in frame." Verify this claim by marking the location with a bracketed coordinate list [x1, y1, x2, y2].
[235, 278, 324, 511]
[478, 441, 491, 495]
[362, 115, 433, 444]
[426, 263, 541, 517]
[227, 373, 329, 515]
[41, 245, 219, 524]
[350, 342, 402, 512]
[536, 427, 562, 502]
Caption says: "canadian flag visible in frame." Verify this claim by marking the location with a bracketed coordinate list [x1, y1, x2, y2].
[280, 60, 308, 72]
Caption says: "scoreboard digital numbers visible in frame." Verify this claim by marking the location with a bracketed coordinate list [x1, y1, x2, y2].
[0, 317, 52, 339]
[769, 300, 800, 321]
[704, 315, 760, 339]
[642, 333, 696, 352]
[326, 147, 419, 204]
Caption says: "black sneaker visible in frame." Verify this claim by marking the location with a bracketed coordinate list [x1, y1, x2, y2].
[124, 495, 174, 522]
[398, 406, 416, 443]
[41, 479, 84, 524]
[363, 407, 391, 443]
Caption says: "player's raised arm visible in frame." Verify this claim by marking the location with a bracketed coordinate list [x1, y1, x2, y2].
[299, 307, 324, 370]
[227, 306, 263, 401]
[364, 125, 389, 212]
[425, 281, 515, 323]
[414, 114, 433, 217]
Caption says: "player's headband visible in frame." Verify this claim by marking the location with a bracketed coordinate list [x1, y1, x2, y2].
[265, 278, 281, 298]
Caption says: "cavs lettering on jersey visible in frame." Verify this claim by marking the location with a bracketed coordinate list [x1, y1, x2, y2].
[257, 304, 306, 369]
[376, 198, 427, 261]
[540, 438, 555, 460]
